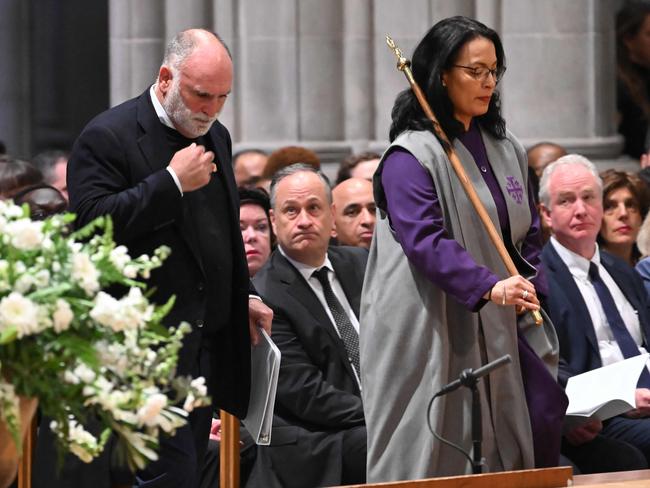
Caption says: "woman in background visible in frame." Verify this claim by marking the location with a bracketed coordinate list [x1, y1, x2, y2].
[598, 170, 647, 266]
[239, 187, 274, 277]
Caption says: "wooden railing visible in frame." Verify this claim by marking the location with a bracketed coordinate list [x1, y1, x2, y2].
[336, 467, 573, 488]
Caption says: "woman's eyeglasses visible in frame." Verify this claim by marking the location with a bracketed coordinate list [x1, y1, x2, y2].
[453, 65, 506, 83]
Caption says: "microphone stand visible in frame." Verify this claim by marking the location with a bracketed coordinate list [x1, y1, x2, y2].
[435, 354, 512, 474]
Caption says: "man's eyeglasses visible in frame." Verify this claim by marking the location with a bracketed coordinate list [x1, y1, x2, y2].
[453, 65, 506, 83]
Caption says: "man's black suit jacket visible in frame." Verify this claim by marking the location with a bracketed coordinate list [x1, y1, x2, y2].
[541, 243, 650, 387]
[67, 89, 251, 417]
[249, 246, 367, 487]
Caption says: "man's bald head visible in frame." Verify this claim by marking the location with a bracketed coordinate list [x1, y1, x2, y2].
[162, 29, 231, 72]
[527, 142, 567, 179]
[156, 29, 233, 138]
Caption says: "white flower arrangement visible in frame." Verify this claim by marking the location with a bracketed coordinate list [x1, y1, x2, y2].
[0, 200, 210, 471]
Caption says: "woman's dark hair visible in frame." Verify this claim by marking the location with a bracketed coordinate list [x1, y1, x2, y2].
[238, 186, 275, 246]
[598, 169, 649, 263]
[0, 155, 44, 198]
[389, 16, 506, 143]
[601, 169, 649, 218]
[239, 186, 270, 215]
[617, 2, 650, 119]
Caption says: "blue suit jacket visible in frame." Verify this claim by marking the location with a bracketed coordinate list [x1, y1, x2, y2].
[541, 243, 650, 386]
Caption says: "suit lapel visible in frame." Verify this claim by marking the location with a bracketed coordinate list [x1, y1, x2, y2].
[544, 244, 599, 355]
[206, 126, 238, 224]
[135, 91, 205, 276]
[136, 91, 172, 174]
[273, 252, 359, 382]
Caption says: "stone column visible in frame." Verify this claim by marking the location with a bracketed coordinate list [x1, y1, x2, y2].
[165, 0, 212, 37]
[212, 0, 237, 132]
[500, 0, 621, 160]
[0, 0, 30, 156]
[342, 0, 373, 150]
[109, 0, 165, 105]
[232, 0, 300, 145]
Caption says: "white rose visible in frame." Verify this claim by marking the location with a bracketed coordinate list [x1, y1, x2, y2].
[0, 292, 40, 337]
[70, 364, 96, 385]
[90, 292, 126, 331]
[13, 274, 33, 294]
[123, 265, 137, 279]
[67, 421, 98, 463]
[4, 204, 24, 219]
[53, 299, 74, 333]
[190, 377, 208, 397]
[72, 252, 100, 295]
[34, 269, 50, 288]
[64, 370, 80, 384]
[183, 393, 196, 413]
[137, 393, 168, 427]
[5, 219, 44, 251]
[109, 246, 131, 271]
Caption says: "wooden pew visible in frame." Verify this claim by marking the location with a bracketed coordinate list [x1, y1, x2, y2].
[574, 469, 650, 486]
[336, 466, 573, 488]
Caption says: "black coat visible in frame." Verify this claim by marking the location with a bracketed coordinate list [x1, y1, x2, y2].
[249, 246, 367, 487]
[67, 89, 251, 416]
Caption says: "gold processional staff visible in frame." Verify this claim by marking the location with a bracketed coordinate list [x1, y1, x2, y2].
[386, 35, 543, 326]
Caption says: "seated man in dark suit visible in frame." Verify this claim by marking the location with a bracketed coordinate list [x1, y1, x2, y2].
[249, 163, 367, 487]
[539, 153, 650, 469]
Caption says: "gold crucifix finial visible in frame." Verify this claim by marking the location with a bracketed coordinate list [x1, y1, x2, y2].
[386, 35, 410, 72]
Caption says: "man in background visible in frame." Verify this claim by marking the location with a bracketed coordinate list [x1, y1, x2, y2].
[331, 177, 376, 249]
[251, 164, 367, 487]
[32, 150, 69, 201]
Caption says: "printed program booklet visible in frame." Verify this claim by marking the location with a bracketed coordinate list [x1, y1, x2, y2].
[564, 353, 650, 430]
[243, 328, 281, 445]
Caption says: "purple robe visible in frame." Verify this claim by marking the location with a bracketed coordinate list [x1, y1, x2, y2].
[381, 123, 564, 468]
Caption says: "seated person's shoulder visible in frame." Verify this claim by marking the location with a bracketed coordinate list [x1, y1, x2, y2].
[330, 244, 368, 265]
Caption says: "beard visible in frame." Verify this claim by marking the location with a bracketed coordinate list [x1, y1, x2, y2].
[162, 79, 219, 139]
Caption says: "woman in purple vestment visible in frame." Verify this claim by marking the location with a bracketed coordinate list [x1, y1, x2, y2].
[360, 17, 566, 482]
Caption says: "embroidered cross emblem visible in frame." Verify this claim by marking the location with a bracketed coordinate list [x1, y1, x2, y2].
[505, 176, 524, 204]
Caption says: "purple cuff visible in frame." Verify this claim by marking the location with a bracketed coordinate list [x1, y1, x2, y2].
[381, 148, 500, 311]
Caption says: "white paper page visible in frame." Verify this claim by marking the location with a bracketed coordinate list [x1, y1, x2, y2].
[565, 353, 649, 418]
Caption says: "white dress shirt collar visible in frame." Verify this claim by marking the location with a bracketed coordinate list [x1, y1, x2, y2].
[550, 236, 600, 279]
[278, 245, 333, 281]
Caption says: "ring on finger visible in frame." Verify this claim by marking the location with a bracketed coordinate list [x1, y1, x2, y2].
[522, 289, 529, 300]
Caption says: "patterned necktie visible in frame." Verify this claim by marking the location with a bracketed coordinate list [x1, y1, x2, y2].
[588, 262, 650, 388]
[312, 267, 360, 376]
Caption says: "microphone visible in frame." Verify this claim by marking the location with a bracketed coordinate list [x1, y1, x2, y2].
[437, 354, 512, 396]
